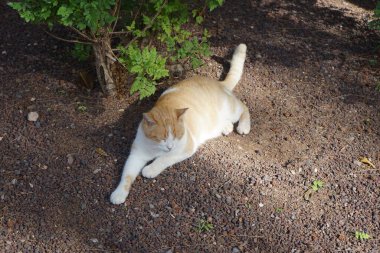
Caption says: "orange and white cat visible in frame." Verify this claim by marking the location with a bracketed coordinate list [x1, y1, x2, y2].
[110, 44, 250, 204]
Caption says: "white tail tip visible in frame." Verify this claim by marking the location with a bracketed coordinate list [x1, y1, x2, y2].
[235, 44, 247, 54]
[221, 43, 247, 90]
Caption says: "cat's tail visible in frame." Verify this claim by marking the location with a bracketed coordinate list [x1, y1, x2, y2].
[221, 43, 247, 90]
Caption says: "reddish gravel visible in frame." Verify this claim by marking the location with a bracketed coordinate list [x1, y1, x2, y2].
[1, 0, 380, 252]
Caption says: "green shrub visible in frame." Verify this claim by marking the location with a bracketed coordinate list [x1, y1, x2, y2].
[369, 1, 380, 30]
[9, 0, 224, 98]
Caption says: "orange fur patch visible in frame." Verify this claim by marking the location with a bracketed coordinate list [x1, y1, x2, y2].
[142, 106, 185, 141]
[142, 76, 241, 142]
[124, 175, 132, 192]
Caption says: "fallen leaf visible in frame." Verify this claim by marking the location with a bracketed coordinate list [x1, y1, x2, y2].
[304, 188, 314, 201]
[360, 157, 375, 169]
[96, 148, 108, 157]
[7, 219, 15, 231]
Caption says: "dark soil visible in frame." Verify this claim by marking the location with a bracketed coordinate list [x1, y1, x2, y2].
[1, 0, 380, 252]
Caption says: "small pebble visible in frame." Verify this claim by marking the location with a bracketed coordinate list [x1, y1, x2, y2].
[11, 179, 17, 185]
[226, 196, 232, 204]
[232, 247, 240, 253]
[67, 154, 74, 165]
[27, 112, 39, 122]
[93, 169, 101, 174]
[150, 211, 160, 218]
[90, 238, 98, 243]
[259, 203, 264, 208]
[262, 175, 272, 182]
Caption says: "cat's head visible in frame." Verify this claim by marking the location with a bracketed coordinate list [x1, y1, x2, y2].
[142, 107, 188, 152]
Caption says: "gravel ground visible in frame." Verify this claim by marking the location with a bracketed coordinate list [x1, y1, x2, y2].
[1, 0, 380, 252]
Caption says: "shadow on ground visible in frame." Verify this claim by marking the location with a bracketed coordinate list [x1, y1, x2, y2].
[2, 0, 380, 252]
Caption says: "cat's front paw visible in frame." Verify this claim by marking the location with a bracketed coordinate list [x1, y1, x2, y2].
[142, 164, 161, 178]
[110, 187, 129, 205]
[237, 121, 250, 135]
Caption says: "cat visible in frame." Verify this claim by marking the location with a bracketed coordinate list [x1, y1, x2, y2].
[110, 44, 250, 204]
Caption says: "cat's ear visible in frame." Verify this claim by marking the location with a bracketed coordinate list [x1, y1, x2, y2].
[143, 113, 155, 126]
[175, 108, 188, 120]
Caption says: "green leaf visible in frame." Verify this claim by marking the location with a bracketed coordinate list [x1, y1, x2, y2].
[311, 180, 324, 192]
[8, 2, 23, 11]
[143, 15, 151, 26]
[57, 6, 72, 17]
[196, 219, 214, 233]
[130, 65, 143, 74]
[71, 43, 91, 61]
[192, 9, 198, 18]
[191, 57, 203, 69]
[195, 16, 203, 24]
[355, 231, 370, 240]
[207, 0, 224, 11]
[130, 76, 157, 99]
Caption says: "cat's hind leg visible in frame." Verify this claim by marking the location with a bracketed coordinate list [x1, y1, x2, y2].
[236, 101, 251, 135]
[222, 122, 234, 135]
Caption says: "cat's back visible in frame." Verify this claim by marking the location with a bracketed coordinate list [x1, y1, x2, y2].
[156, 76, 232, 140]
[158, 76, 226, 104]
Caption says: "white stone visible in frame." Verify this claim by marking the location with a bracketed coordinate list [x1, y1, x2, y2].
[27, 111, 39, 122]
[90, 238, 98, 243]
